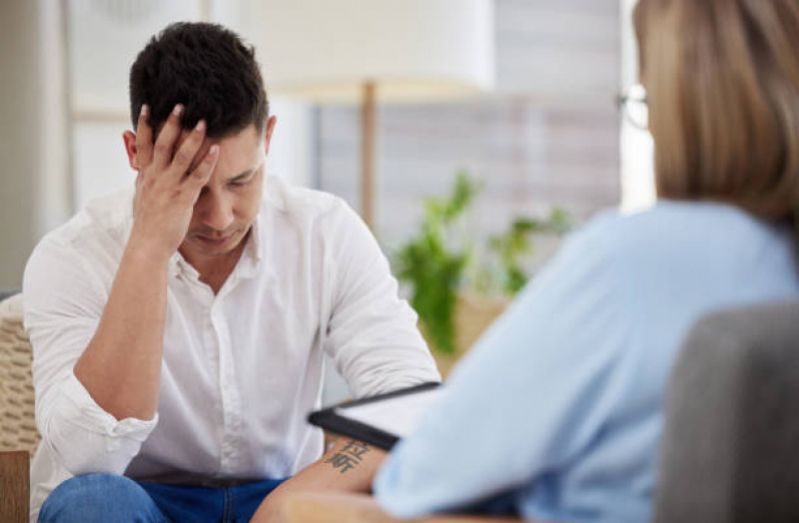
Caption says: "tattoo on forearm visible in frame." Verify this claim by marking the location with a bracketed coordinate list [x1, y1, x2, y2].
[325, 439, 371, 474]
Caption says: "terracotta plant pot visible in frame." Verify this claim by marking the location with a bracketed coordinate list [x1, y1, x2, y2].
[429, 293, 510, 379]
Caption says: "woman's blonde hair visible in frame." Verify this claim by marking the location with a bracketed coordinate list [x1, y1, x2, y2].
[634, 0, 799, 225]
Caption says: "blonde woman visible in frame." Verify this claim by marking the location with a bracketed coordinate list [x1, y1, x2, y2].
[373, 0, 799, 521]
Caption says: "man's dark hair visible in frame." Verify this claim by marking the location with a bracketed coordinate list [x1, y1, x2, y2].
[129, 22, 268, 138]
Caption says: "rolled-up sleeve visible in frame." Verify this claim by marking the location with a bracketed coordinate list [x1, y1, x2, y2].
[23, 236, 158, 476]
[322, 200, 441, 398]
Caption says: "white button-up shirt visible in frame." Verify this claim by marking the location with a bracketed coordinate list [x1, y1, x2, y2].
[23, 175, 440, 521]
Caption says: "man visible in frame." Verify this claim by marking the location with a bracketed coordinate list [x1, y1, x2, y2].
[24, 22, 439, 522]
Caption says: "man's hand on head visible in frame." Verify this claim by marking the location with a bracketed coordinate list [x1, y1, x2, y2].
[71, 103, 219, 422]
[129, 103, 219, 262]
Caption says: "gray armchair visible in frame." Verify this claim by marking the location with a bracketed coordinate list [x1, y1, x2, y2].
[653, 300, 799, 523]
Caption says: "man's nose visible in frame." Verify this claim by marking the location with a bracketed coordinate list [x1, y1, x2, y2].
[196, 191, 234, 231]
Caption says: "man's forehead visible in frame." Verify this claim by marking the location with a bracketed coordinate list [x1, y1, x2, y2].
[172, 125, 264, 176]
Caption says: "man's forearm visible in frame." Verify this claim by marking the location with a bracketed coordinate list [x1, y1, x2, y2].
[250, 437, 387, 522]
[290, 437, 387, 492]
[72, 104, 217, 422]
[73, 240, 170, 421]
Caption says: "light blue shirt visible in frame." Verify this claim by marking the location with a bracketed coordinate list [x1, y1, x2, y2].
[374, 201, 799, 522]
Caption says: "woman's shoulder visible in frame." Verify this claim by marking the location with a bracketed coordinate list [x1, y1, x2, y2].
[553, 200, 797, 303]
[574, 199, 787, 257]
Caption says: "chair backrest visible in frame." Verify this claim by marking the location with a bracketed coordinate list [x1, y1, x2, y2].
[653, 300, 799, 523]
[0, 290, 18, 302]
[0, 293, 40, 455]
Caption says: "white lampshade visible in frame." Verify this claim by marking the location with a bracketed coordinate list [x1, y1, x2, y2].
[255, 0, 495, 102]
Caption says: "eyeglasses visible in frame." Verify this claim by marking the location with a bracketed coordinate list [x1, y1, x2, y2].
[617, 84, 648, 130]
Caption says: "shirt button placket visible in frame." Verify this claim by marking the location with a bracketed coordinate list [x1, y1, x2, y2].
[213, 299, 243, 473]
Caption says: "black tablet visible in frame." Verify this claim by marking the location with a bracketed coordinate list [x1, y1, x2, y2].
[308, 382, 443, 450]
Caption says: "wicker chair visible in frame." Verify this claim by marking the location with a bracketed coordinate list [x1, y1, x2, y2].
[0, 293, 37, 522]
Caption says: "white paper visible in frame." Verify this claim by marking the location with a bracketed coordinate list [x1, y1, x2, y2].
[334, 387, 443, 439]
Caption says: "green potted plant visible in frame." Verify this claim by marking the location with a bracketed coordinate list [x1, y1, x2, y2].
[394, 171, 478, 356]
[487, 209, 574, 295]
[394, 171, 574, 371]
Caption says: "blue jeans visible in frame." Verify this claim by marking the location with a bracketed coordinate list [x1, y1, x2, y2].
[38, 473, 287, 522]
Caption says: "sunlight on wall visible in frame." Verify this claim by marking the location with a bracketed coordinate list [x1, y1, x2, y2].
[620, 122, 655, 214]
[619, 0, 656, 213]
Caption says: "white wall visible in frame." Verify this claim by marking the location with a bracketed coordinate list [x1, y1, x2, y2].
[38, 1, 73, 239]
[215, 0, 315, 187]
[69, 0, 314, 210]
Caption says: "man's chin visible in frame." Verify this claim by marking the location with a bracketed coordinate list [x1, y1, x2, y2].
[188, 243, 239, 257]
[184, 232, 246, 257]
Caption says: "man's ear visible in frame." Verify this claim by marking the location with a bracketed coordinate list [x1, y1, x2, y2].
[263, 116, 278, 156]
[122, 131, 140, 171]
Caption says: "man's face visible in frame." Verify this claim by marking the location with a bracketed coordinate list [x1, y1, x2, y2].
[175, 121, 272, 266]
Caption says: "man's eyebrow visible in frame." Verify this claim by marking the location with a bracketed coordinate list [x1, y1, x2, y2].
[228, 167, 257, 182]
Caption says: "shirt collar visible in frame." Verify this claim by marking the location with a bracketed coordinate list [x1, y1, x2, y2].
[236, 213, 263, 279]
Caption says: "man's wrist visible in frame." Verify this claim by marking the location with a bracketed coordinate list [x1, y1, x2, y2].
[124, 232, 176, 268]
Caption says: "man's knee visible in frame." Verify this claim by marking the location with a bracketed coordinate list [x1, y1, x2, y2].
[38, 474, 164, 523]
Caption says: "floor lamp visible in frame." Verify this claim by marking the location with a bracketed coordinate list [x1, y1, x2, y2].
[255, 0, 495, 231]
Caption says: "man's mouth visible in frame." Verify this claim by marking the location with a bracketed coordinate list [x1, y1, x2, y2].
[195, 234, 234, 246]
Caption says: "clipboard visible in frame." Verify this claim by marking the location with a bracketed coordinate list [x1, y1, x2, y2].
[308, 382, 442, 450]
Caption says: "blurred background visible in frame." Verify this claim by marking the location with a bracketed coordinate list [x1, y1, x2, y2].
[0, 0, 653, 397]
